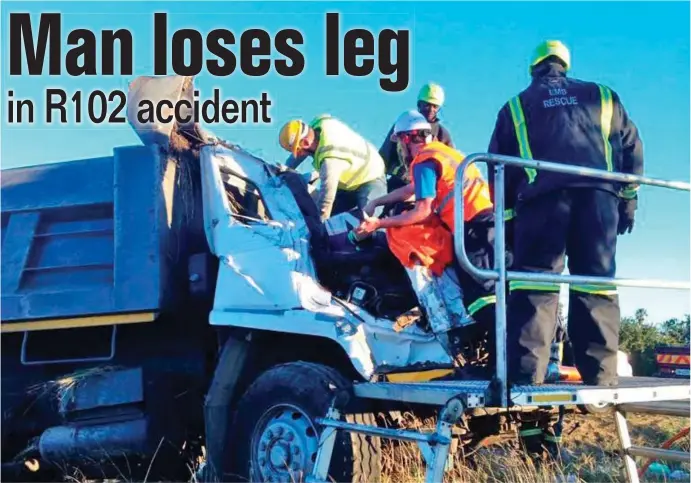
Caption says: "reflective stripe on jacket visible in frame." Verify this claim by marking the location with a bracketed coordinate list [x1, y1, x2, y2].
[312, 118, 386, 191]
[487, 62, 644, 208]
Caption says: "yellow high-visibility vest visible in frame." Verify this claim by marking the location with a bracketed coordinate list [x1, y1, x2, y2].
[312, 118, 385, 190]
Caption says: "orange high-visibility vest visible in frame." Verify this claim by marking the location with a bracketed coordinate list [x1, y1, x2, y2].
[384, 142, 493, 276]
[409, 141, 493, 230]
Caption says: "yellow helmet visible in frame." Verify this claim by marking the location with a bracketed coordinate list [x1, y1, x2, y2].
[279, 119, 310, 156]
[531, 40, 571, 72]
[417, 83, 445, 106]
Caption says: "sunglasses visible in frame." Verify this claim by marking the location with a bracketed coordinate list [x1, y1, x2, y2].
[396, 131, 429, 145]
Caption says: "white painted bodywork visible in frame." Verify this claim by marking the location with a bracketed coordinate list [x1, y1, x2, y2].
[199, 142, 455, 380]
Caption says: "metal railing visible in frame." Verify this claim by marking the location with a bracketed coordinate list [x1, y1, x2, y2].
[617, 399, 690, 483]
[453, 153, 691, 408]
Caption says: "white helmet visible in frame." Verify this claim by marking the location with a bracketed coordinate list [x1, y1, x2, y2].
[392, 110, 432, 136]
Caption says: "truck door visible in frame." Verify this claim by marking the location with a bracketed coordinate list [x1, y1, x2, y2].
[199, 143, 327, 313]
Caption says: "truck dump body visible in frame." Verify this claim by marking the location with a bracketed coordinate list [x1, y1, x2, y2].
[1, 144, 208, 328]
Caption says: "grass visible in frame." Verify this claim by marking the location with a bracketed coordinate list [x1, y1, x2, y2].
[380, 411, 690, 483]
[23, 411, 689, 482]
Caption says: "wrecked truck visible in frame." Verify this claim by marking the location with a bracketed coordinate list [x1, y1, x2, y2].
[2, 75, 690, 483]
[1, 75, 483, 482]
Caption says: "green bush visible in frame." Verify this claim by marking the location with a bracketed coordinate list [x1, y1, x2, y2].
[619, 309, 690, 376]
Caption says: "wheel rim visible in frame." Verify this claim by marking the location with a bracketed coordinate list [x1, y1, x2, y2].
[250, 404, 320, 482]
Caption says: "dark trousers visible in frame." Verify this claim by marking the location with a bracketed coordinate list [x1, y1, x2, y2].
[455, 208, 497, 302]
[332, 176, 388, 217]
[452, 209, 499, 334]
[508, 188, 620, 385]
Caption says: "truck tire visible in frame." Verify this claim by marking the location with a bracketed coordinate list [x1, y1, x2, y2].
[226, 361, 382, 483]
[578, 402, 614, 415]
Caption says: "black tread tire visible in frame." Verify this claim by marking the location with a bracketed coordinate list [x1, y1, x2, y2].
[226, 361, 382, 483]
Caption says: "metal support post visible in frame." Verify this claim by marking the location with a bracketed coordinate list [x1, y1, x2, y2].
[422, 398, 465, 483]
[614, 408, 640, 483]
[492, 164, 508, 408]
[308, 406, 341, 483]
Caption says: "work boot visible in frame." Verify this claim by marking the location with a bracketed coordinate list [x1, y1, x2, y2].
[581, 366, 619, 386]
[582, 375, 618, 387]
[543, 423, 563, 462]
[508, 369, 545, 386]
[518, 422, 545, 457]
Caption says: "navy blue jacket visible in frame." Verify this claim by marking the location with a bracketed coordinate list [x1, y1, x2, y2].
[487, 61, 644, 208]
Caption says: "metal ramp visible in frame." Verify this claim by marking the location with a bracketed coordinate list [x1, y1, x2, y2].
[307, 153, 691, 483]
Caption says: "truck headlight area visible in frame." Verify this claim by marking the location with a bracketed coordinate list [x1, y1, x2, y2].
[136, 89, 272, 125]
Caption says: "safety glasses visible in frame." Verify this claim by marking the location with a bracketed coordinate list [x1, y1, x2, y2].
[397, 131, 428, 145]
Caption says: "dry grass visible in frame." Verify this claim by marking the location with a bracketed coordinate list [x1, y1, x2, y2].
[36, 412, 688, 482]
[380, 412, 689, 483]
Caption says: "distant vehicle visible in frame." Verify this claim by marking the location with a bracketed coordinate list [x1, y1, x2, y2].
[654, 345, 691, 378]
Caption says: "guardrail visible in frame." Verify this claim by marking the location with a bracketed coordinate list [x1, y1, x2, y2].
[453, 153, 691, 408]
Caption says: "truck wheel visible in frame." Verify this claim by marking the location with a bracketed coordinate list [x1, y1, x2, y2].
[227, 362, 382, 483]
[578, 402, 614, 414]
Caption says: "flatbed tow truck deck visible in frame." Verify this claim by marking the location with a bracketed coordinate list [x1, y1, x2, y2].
[308, 153, 691, 483]
[348, 376, 690, 409]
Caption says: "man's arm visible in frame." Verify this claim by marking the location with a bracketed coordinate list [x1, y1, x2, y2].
[365, 183, 415, 214]
[612, 90, 644, 235]
[377, 161, 438, 228]
[377, 198, 434, 228]
[486, 104, 519, 203]
[614, 91, 644, 198]
[316, 158, 349, 221]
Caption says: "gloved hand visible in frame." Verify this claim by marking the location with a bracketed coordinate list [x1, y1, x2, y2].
[618, 198, 637, 235]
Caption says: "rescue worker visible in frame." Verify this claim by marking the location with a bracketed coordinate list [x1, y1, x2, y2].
[379, 83, 455, 192]
[487, 40, 643, 387]
[356, 110, 496, 335]
[284, 114, 332, 169]
[279, 115, 387, 221]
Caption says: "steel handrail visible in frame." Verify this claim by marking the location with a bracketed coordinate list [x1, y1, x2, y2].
[453, 153, 691, 408]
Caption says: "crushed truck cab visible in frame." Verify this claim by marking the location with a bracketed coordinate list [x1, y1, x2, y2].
[199, 139, 459, 378]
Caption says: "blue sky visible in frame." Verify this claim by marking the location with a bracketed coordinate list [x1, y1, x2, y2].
[2, 0, 689, 324]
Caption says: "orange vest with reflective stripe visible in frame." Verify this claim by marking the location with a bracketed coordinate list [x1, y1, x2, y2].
[409, 141, 493, 230]
[384, 142, 493, 276]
